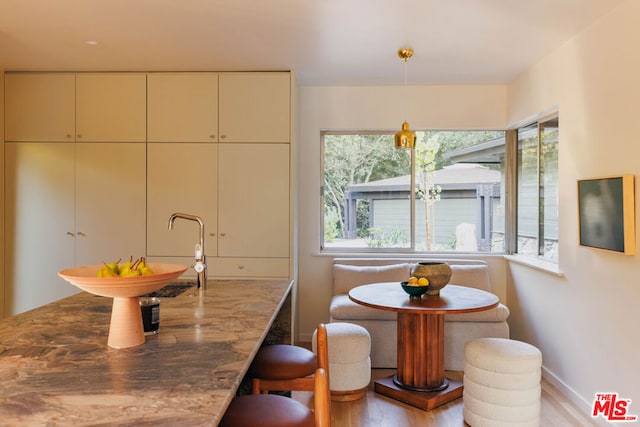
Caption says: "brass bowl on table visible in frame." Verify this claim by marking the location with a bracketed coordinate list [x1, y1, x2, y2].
[410, 262, 452, 296]
[58, 263, 188, 349]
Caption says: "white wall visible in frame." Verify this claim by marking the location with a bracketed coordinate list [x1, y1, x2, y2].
[507, 0, 640, 416]
[297, 84, 508, 342]
[298, 1, 640, 413]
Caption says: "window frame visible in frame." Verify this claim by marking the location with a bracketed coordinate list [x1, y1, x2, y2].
[320, 130, 414, 253]
[320, 129, 508, 254]
[508, 112, 559, 263]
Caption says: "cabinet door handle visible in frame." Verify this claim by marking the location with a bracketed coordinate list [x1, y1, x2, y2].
[238, 265, 244, 270]
[66, 133, 73, 139]
[77, 231, 87, 237]
[220, 233, 226, 237]
[66, 232, 75, 237]
[77, 133, 82, 138]
[209, 134, 216, 139]
[220, 134, 226, 139]
[209, 232, 216, 237]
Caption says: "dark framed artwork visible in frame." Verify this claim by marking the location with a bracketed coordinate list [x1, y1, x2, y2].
[577, 175, 635, 255]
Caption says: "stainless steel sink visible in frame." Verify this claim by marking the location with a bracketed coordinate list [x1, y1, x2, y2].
[142, 281, 196, 298]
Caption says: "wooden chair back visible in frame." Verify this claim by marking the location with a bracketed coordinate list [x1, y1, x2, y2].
[314, 367, 331, 427]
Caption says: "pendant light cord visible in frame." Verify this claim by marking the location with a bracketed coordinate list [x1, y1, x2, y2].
[403, 56, 408, 121]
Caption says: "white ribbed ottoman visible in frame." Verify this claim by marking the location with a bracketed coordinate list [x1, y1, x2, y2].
[463, 338, 542, 427]
[313, 322, 371, 401]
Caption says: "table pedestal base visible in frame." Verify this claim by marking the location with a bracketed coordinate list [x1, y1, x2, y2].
[374, 375, 463, 411]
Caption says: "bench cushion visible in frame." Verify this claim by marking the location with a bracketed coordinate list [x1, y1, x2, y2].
[330, 295, 397, 321]
[449, 264, 491, 292]
[333, 263, 410, 295]
[445, 303, 510, 322]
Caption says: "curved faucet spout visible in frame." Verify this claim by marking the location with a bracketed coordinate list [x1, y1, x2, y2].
[169, 212, 205, 250]
[168, 213, 207, 290]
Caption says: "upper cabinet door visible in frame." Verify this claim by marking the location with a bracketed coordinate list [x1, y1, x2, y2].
[4, 73, 76, 142]
[75, 73, 147, 142]
[218, 72, 290, 143]
[147, 73, 219, 143]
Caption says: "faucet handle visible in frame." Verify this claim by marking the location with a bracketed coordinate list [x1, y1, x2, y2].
[194, 261, 206, 273]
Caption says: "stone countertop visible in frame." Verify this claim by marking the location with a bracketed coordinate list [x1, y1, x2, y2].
[0, 279, 293, 426]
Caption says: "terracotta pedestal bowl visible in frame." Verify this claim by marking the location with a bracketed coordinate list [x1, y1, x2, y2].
[58, 263, 188, 349]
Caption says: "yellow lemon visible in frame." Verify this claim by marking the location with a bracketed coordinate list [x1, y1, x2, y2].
[408, 276, 418, 285]
[418, 277, 429, 286]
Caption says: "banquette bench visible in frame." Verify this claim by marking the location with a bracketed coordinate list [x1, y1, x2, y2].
[328, 258, 510, 371]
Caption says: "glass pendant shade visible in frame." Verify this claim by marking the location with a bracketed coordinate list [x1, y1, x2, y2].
[394, 121, 416, 148]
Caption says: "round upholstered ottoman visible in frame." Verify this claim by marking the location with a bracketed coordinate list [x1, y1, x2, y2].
[463, 338, 542, 427]
[312, 322, 371, 401]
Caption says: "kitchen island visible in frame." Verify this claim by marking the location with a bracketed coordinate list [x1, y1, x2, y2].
[0, 279, 293, 426]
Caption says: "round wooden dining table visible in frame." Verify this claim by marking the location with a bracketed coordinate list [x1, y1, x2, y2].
[349, 282, 499, 410]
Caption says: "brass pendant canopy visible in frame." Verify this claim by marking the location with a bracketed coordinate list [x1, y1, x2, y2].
[395, 48, 416, 149]
[394, 121, 416, 148]
[398, 48, 414, 61]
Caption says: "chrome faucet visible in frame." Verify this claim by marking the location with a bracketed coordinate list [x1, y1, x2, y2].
[168, 212, 207, 290]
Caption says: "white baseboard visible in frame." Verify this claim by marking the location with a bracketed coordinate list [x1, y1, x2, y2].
[542, 365, 613, 427]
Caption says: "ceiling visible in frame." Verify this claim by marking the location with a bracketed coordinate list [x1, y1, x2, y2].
[0, 0, 627, 86]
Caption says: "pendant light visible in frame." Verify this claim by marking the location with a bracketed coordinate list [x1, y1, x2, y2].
[394, 48, 416, 149]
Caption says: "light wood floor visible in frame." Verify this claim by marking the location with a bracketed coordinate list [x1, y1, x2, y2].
[293, 369, 598, 426]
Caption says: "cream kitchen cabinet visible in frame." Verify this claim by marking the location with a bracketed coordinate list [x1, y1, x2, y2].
[4, 72, 146, 143]
[146, 143, 290, 278]
[74, 143, 146, 265]
[147, 72, 290, 144]
[4, 143, 76, 314]
[217, 143, 290, 258]
[147, 73, 219, 143]
[146, 143, 218, 257]
[4, 142, 146, 315]
[75, 73, 147, 142]
[145, 71, 293, 278]
[218, 72, 290, 143]
[4, 73, 76, 142]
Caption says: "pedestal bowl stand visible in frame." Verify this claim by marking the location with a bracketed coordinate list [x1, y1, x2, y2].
[58, 263, 188, 349]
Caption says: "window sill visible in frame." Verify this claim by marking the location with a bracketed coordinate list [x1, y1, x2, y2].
[316, 250, 507, 259]
[504, 254, 564, 277]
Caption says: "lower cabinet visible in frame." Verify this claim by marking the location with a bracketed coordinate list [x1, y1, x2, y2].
[145, 256, 290, 279]
[4, 142, 146, 315]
